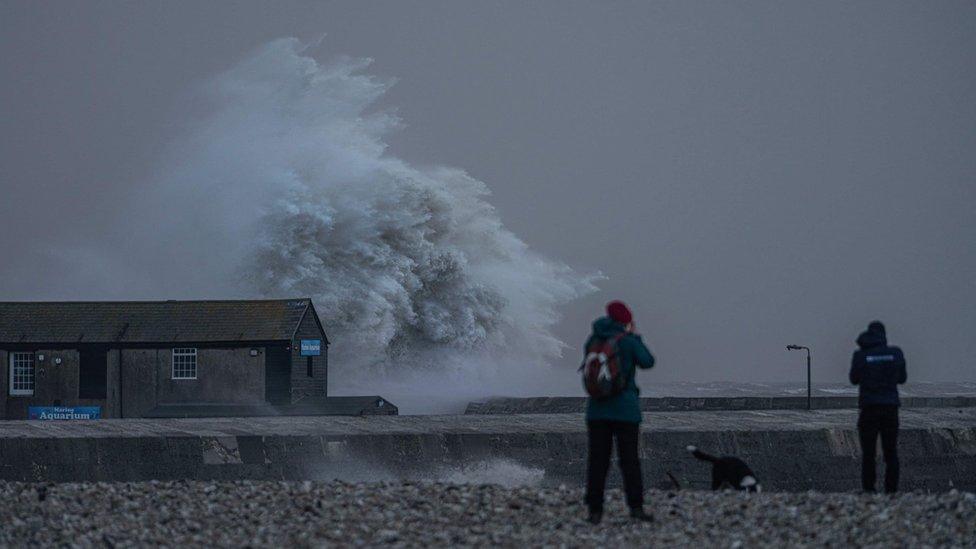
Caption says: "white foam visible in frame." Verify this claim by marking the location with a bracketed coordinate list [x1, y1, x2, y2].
[112, 38, 596, 409]
[437, 459, 546, 488]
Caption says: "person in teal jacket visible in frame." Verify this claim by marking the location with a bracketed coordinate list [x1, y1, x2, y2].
[583, 300, 656, 524]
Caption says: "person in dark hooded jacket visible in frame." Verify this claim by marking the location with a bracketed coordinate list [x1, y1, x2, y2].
[583, 300, 655, 524]
[849, 320, 907, 493]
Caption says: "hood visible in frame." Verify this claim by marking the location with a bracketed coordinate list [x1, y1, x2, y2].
[857, 329, 887, 349]
[868, 321, 886, 337]
[592, 316, 626, 339]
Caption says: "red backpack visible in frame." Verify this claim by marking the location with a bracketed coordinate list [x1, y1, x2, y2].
[580, 334, 627, 398]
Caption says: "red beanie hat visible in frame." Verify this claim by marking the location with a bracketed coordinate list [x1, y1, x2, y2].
[606, 300, 633, 325]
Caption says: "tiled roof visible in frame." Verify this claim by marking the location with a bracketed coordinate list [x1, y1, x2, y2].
[0, 299, 318, 344]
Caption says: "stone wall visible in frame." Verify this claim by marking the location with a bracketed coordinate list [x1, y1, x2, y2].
[289, 311, 328, 403]
[120, 349, 159, 418]
[0, 409, 973, 492]
[2, 347, 268, 419]
[1, 349, 122, 419]
[154, 347, 265, 406]
[121, 347, 267, 415]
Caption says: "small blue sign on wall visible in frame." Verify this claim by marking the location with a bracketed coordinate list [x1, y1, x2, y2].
[29, 406, 101, 420]
[300, 339, 321, 356]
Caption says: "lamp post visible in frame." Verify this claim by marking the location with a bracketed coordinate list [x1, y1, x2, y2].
[786, 345, 812, 410]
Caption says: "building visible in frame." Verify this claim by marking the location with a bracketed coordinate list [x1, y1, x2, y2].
[0, 299, 394, 419]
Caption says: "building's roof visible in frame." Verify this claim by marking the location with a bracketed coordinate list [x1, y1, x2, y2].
[0, 299, 325, 345]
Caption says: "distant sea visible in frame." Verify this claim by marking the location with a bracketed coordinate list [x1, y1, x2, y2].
[638, 381, 976, 398]
[384, 381, 976, 415]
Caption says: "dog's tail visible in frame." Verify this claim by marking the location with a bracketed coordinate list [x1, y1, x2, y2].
[666, 471, 681, 490]
[686, 445, 719, 463]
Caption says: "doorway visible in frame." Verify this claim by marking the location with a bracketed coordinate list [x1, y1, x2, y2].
[79, 348, 107, 399]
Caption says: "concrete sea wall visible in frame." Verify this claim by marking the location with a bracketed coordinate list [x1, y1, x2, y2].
[0, 409, 973, 492]
[464, 396, 976, 414]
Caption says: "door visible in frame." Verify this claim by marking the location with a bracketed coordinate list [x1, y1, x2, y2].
[264, 345, 291, 405]
[79, 348, 108, 399]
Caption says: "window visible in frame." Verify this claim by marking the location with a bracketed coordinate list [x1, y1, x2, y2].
[306, 356, 313, 378]
[9, 352, 35, 395]
[172, 348, 197, 379]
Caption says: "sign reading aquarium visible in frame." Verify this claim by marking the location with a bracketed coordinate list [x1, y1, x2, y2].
[300, 339, 321, 356]
[29, 406, 101, 420]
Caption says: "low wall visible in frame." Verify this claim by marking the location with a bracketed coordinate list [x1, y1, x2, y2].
[0, 409, 973, 492]
[464, 396, 976, 415]
[141, 396, 397, 418]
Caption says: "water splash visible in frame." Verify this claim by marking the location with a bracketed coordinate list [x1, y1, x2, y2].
[437, 459, 546, 488]
[132, 38, 596, 408]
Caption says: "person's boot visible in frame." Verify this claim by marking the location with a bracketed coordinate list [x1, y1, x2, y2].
[629, 507, 654, 522]
[587, 510, 603, 525]
[884, 476, 898, 494]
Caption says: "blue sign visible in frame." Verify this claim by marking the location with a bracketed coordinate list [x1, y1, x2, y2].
[29, 406, 101, 420]
[300, 339, 321, 356]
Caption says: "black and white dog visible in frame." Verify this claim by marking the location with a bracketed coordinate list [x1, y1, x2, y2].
[686, 445, 761, 492]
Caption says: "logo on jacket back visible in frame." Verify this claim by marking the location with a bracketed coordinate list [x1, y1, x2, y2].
[866, 355, 895, 362]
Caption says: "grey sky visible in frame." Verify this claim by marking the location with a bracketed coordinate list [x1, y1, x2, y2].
[2, 1, 974, 385]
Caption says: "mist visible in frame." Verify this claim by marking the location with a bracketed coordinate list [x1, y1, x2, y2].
[2, 2, 975, 406]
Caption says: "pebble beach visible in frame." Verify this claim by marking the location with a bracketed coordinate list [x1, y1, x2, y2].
[1, 481, 973, 548]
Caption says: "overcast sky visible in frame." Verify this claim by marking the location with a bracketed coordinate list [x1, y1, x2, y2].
[2, 1, 974, 385]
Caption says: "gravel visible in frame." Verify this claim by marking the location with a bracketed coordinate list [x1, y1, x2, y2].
[0, 481, 973, 548]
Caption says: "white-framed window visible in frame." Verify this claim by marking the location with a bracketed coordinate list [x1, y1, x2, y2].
[172, 348, 197, 380]
[9, 352, 35, 395]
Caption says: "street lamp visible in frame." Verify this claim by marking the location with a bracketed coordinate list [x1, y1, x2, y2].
[786, 345, 812, 410]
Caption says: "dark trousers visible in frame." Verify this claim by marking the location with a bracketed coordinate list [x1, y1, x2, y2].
[857, 405, 899, 493]
[585, 420, 644, 512]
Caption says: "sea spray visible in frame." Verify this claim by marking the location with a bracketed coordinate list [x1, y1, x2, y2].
[130, 38, 596, 410]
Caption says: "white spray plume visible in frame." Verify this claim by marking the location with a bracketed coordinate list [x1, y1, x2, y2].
[123, 38, 597, 410]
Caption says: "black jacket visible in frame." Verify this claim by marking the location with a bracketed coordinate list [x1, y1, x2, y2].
[849, 329, 907, 407]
